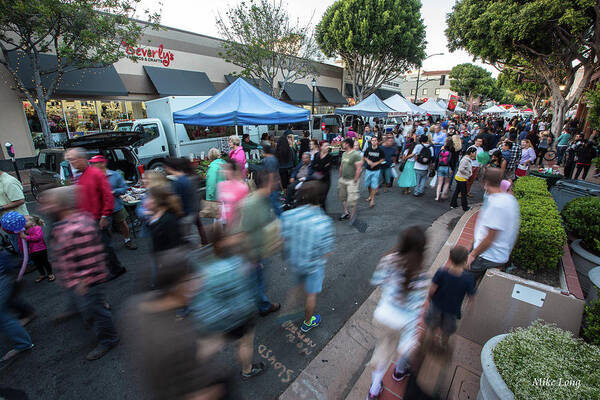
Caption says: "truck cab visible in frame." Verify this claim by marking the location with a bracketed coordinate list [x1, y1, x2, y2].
[115, 118, 169, 170]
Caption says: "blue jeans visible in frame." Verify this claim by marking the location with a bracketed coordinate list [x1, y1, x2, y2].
[269, 191, 282, 217]
[0, 274, 32, 350]
[254, 262, 272, 313]
[557, 146, 567, 165]
[382, 166, 394, 185]
[68, 285, 119, 346]
[414, 169, 429, 195]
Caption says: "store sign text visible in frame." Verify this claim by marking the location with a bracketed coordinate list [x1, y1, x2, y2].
[122, 42, 174, 67]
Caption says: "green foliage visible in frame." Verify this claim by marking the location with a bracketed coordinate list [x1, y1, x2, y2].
[449, 63, 495, 100]
[584, 294, 600, 346]
[446, 0, 599, 136]
[0, 0, 160, 147]
[586, 83, 600, 131]
[561, 197, 600, 255]
[493, 321, 600, 400]
[316, 0, 425, 100]
[497, 64, 549, 113]
[512, 176, 548, 198]
[216, 0, 320, 99]
[512, 177, 566, 271]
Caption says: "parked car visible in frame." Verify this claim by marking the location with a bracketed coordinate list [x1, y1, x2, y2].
[30, 132, 143, 200]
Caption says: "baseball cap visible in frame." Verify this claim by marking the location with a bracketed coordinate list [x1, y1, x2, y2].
[89, 155, 108, 164]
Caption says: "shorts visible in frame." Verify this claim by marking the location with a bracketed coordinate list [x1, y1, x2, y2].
[437, 166, 451, 177]
[225, 318, 256, 340]
[112, 207, 128, 223]
[470, 256, 504, 280]
[295, 267, 325, 294]
[364, 169, 381, 189]
[424, 303, 457, 336]
[338, 178, 359, 206]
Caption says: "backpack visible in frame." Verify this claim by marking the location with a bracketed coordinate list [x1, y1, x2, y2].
[416, 144, 432, 164]
[191, 255, 256, 334]
[438, 150, 451, 167]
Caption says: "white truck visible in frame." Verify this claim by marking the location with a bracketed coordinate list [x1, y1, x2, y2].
[115, 96, 266, 170]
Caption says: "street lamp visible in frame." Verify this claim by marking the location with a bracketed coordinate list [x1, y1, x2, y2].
[311, 78, 316, 116]
[414, 53, 444, 103]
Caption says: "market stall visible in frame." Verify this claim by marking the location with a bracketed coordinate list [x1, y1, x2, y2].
[419, 98, 447, 117]
[383, 94, 427, 116]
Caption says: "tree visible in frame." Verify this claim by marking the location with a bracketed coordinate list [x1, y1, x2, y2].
[497, 65, 550, 117]
[316, 0, 425, 101]
[216, 0, 321, 99]
[446, 0, 600, 137]
[449, 63, 496, 111]
[0, 0, 160, 148]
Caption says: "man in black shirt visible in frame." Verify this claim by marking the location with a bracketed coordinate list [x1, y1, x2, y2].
[363, 136, 385, 208]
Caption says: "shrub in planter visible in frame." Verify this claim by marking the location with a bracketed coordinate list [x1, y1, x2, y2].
[513, 176, 548, 199]
[493, 321, 600, 400]
[561, 196, 600, 256]
[583, 294, 600, 346]
[512, 177, 566, 271]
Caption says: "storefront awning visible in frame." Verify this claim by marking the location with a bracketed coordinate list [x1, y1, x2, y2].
[144, 66, 216, 96]
[279, 82, 312, 104]
[316, 86, 347, 105]
[375, 88, 403, 100]
[224, 75, 270, 93]
[7, 51, 127, 96]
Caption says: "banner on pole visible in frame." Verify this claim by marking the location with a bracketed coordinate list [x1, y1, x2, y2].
[448, 95, 459, 111]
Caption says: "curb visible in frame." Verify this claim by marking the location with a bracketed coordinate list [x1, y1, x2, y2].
[278, 206, 469, 400]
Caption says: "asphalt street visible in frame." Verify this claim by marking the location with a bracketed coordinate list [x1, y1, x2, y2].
[0, 171, 483, 400]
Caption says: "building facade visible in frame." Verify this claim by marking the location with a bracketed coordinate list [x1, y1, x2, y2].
[0, 23, 346, 159]
[397, 70, 455, 103]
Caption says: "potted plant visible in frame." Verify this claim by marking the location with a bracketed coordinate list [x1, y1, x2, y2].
[480, 321, 600, 400]
[561, 196, 600, 297]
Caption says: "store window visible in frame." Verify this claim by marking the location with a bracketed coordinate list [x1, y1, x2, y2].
[422, 88, 428, 95]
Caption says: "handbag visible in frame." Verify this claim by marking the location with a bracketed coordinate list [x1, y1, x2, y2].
[398, 160, 406, 172]
[261, 219, 283, 258]
[199, 200, 221, 219]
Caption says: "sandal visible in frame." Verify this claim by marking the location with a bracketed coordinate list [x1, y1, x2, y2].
[35, 275, 47, 283]
[47, 274, 56, 282]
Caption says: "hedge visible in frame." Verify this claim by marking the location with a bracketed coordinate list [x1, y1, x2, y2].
[561, 197, 600, 255]
[512, 177, 566, 271]
[493, 321, 600, 400]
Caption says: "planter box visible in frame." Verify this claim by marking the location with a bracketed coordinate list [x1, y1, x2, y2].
[570, 239, 600, 299]
[478, 334, 514, 400]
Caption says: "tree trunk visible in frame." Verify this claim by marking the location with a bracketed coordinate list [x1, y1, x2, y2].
[551, 94, 566, 138]
[32, 100, 54, 148]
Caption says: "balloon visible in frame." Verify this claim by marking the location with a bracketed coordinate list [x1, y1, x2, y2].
[477, 151, 490, 166]
[1, 211, 26, 232]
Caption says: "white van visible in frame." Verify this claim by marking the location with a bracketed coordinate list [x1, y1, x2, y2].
[115, 96, 266, 170]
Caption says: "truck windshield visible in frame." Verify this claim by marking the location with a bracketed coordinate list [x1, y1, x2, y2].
[115, 123, 133, 132]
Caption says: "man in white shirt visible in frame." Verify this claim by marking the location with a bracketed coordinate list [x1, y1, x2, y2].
[466, 138, 484, 196]
[467, 169, 520, 281]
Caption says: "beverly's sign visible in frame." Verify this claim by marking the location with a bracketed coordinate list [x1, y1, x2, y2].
[122, 42, 174, 67]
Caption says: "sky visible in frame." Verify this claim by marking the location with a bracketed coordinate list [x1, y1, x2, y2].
[137, 0, 496, 76]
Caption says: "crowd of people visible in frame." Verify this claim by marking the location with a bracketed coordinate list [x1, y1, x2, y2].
[0, 110, 596, 399]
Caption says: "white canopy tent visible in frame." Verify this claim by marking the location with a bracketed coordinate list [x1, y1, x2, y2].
[437, 99, 448, 110]
[384, 94, 427, 116]
[419, 98, 447, 116]
[481, 105, 506, 114]
[454, 105, 467, 113]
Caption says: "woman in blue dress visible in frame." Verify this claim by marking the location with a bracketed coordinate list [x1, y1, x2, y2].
[397, 141, 417, 194]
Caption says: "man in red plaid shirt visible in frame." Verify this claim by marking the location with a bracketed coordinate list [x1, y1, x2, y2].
[40, 186, 119, 361]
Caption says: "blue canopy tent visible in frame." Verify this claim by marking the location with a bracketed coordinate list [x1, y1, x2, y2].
[173, 77, 310, 126]
[334, 93, 395, 117]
